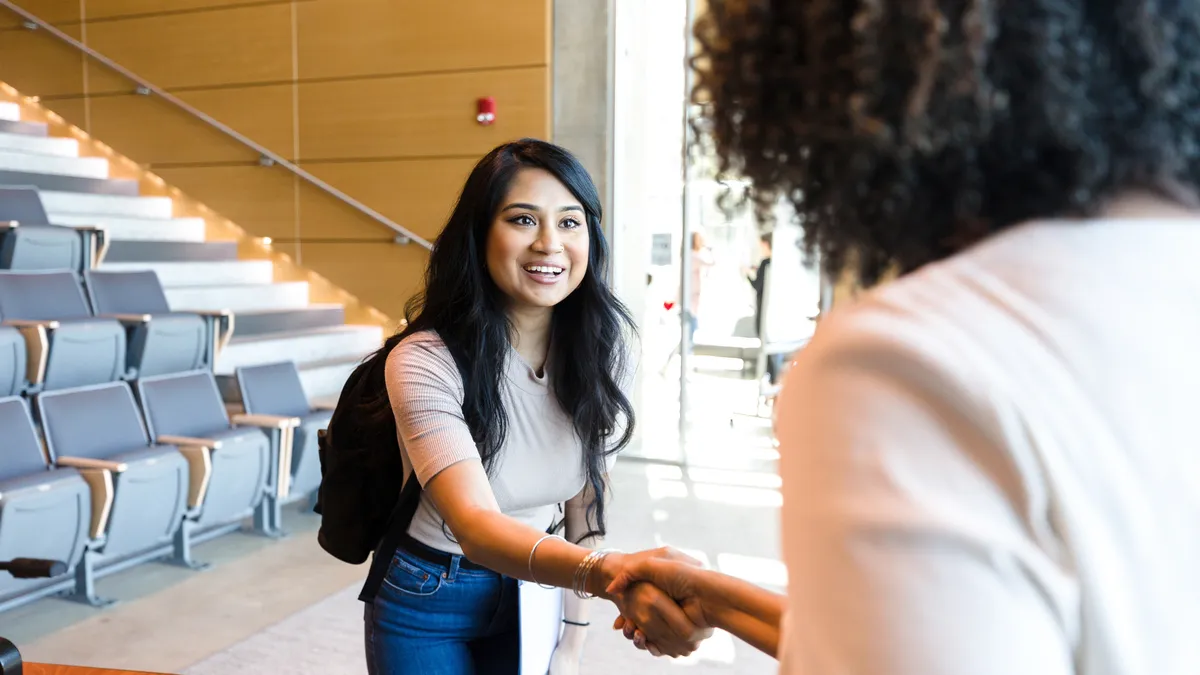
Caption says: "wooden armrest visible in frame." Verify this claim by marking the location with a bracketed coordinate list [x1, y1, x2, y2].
[66, 223, 104, 232]
[157, 434, 223, 450]
[3, 318, 59, 330]
[0, 220, 16, 229]
[231, 413, 301, 429]
[192, 308, 233, 318]
[56, 456, 128, 473]
[73, 467, 115, 539]
[107, 313, 152, 324]
[171, 444, 213, 509]
[5, 320, 49, 385]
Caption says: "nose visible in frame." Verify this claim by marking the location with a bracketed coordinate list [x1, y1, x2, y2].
[531, 226, 564, 254]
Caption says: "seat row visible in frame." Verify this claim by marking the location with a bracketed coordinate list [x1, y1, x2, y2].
[0, 360, 331, 612]
[0, 185, 107, 274]
[0, 268, 232, 395]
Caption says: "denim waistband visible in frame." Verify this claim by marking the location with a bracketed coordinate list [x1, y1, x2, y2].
[399, 533, 491, 573]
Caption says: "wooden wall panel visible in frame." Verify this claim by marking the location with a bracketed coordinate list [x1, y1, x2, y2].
[0, 25, 84, 96]
[84, 0, 301, 21]
[82, 86, 295, 165]
[85, 4, 293, 92]
[297, 0, 547, 80]
[0, 0, 554, 322]
[298, 158, 475, 240]
[0, 1, 80, 28]
[298, 67, 549, 160]
[154, 165, 298, 239]
[297, 242, 429, 318]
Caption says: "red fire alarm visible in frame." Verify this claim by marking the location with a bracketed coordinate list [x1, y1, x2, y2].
[476, 97, 497, 126]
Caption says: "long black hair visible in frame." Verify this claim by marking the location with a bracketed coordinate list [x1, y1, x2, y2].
[365, 139, 636, 541]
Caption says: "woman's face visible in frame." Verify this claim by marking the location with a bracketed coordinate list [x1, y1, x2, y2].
[486, 168, 590, 312]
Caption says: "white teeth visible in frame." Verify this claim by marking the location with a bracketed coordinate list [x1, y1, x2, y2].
[524, 265, 563, 274]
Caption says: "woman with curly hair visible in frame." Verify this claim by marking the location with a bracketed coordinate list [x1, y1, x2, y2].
[608, 1, 1200, 673]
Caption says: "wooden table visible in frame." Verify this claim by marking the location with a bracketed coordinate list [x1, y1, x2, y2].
[24, 664, 173, 675]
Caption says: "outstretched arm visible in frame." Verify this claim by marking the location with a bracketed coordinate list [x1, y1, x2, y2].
[388, 338, 706, 657]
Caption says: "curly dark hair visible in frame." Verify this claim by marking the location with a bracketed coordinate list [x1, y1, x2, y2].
[693, 0, 1200, 284]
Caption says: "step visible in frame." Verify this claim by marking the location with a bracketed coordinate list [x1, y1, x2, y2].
[297, 357, 362, 400]
[99, 260, 274, 287]
[0, 103, 18, 122]
[0, 120, 47, 137]
[0, 170, 136, 196]
[215, 356, 361, 404]
[230, 305, 346, 338]
[41, 191, 173, 218]
[104, 240, 237, 262]
[165, 281, 309, 313]
[0, 150, 107, 178]
[50, 214, 205, 242]
[214, 325, 383, 374]
[0, 132, 76, 157]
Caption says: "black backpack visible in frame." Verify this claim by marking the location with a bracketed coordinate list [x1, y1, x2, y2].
[314, 339, 422, 602]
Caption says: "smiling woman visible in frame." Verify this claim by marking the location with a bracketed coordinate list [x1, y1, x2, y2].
[354, 139, 709, 675]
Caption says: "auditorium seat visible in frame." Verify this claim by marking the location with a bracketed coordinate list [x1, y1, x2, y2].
[234, 362, 331, 510]
[0, 270, 127, 391]
[135, 370, 280, 546]
[85, 270, 232, 378]
[0, 186, 105, 273]
[0, 326, 27, 396]
[0, 396, 90, 611]
[35, 381, 189, 604]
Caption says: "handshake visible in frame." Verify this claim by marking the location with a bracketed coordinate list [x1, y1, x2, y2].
[594, 546, 723, 658]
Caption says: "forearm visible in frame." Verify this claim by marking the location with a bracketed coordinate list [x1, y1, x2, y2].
[559, 498, 601, 651]
[697, 571, 786, 657]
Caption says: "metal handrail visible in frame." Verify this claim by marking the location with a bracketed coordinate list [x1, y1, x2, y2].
[0, 0, 433, 249]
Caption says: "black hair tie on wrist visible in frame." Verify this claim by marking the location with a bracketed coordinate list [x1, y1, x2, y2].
[562, 619, 591, 627]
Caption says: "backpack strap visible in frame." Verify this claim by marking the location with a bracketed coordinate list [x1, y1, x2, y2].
[358, 473, 423, 603]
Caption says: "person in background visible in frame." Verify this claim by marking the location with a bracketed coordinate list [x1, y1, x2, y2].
[362, 139, 707, 675]
[611, 1, 1200, 674]
[744, 233, 781, 383]
[686, 231, 714, 344]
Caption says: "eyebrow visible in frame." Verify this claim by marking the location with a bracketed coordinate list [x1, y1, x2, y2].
[502, 202, 584, 213]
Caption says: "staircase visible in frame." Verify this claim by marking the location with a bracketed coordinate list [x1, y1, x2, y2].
[0, 99, 385, 402]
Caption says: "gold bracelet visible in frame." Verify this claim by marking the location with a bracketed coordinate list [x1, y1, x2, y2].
[574, 548, 618, 598]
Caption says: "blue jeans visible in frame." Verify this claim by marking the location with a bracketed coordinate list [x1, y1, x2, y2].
[364, 541, 520, 675]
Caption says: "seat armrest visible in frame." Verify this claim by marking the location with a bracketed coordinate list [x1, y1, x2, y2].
[0, 219, 16, 230]
[164, 442, 213, 509]
[56, 456, 129, 473]
[232, 413, 302, 429]
[232, 415, 299, 499]
[3, 320, 50, 385]
[3, 318, 60, 330]
[186, 309, 235, 365]
[74, 224, 109, 268]
[157, 434, 223, 450]
[105, 313, 152, 325]
[311, 400, 337, 412]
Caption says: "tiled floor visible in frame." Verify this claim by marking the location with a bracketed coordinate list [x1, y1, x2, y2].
[2, 366, 781, 674]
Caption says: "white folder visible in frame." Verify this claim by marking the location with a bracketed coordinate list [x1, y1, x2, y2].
[518, 580, 564, 674]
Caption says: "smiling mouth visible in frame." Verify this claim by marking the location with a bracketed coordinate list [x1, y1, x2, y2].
[523, 264, 564, 276]
[523, 264, 565, 284]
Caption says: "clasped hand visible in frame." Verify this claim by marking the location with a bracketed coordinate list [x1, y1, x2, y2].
[601, 547, 712, 658]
